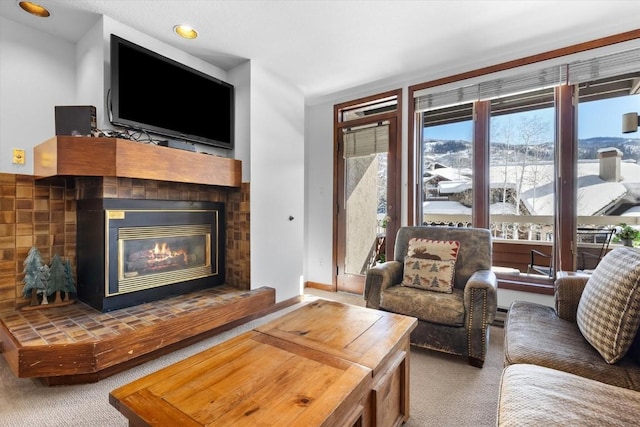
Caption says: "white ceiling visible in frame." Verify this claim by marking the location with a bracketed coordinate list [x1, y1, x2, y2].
[1, 0, 639, 102]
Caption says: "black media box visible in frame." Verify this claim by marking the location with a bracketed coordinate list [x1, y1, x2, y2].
[55, 105, 97, 136]
[157, 139, 196, 152]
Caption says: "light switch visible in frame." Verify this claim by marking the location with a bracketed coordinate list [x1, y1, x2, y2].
[13, 149, 25, 165]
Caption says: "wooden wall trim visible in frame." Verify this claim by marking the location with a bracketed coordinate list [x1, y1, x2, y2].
[34, 136, 242, 188]
[472, 101, 491, 229]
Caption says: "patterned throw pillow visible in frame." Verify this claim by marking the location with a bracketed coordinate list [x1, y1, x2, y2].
[402, 257, 456, 293]
[407, 238, 460, 261]
[576, 246, 640, 364]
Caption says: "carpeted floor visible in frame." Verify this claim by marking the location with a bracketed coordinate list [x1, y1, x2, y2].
[0, 290, 504, 426]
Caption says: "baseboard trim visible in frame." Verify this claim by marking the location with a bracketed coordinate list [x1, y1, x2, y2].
[304, 281, 334, 292]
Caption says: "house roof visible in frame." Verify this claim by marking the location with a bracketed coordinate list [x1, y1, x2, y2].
[426, 159, 640, 216]
[622, 206, 640, 217]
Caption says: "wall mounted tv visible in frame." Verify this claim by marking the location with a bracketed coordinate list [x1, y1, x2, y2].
[109, 34, 234, 150]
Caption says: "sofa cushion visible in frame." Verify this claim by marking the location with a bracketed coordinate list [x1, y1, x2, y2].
[504, 301, 640, 390]
[497, 364, 640, 426]
[576, 246, 640, 364]
[401, 257, 455, 293]
[406, 238, 459, 261]
[380, 285, 465, 326]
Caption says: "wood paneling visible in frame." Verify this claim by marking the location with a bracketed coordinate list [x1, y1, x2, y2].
[493, 240, 551, 273]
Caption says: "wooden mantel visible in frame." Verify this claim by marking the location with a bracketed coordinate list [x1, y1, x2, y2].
[34, 136, 242, 187]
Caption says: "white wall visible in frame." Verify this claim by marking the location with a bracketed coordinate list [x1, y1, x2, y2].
[76, 18, 105, 128]
[229, 59, 306, 302]
[0, 15, 233, 175]
[0, 16, 76, 175]
[249, 63, 305, 302]
[228, 61, 251, 182]
[304, 102, 335, 285]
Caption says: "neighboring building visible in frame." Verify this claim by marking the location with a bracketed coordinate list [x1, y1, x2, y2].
[423, 147, 640, 227]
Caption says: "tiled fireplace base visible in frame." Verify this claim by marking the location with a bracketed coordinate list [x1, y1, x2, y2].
[0, 285, 280, 385]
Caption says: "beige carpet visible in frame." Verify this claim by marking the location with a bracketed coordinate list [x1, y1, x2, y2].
[0, 290, 504, 426]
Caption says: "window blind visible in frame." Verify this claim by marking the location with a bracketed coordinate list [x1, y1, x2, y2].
[414, 47, 640, 113]
[477, 65, 565, 101]
[343, 123, 389, 158]
[567, 47, 640, 84]
[415, 85, 479, 112]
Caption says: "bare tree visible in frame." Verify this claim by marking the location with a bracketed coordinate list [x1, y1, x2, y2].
[516, 114, 551, 214]
[491, 113, 552, 239]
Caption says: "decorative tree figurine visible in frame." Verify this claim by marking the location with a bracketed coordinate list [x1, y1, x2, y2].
[62, 258, 76, 301]
[21, 248, 76, 310]
[38, 264, 50, 305]
[22, 246, 45, 306]
[48, 253, 66, 304]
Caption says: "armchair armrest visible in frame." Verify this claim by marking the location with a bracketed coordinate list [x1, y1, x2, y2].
[364, 260, 403, 309]
[554, 273, 589, 322]
[463, 269, 498, 324]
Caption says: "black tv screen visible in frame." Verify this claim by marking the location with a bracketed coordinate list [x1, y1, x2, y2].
[109, 34, 234, 150]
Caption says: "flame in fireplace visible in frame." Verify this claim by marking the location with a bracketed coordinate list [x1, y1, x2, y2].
[117, 223, 214, 296]
[151, 242, 188, 263]
[124, 240, 194, 279]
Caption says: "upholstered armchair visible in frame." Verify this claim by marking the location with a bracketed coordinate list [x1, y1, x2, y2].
[364, 226, 497, 367]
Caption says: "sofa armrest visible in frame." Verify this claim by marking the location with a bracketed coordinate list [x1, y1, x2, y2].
[364, 260, 403, 309]
[464, 269, 498, 325]
[554, 274, 589, 322]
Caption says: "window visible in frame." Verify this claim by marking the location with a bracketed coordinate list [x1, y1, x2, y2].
[420, 103, 473, 226]
[576, 75, 640, 248]
[410, 42, 640, 281]
[489, 89, 556, 242]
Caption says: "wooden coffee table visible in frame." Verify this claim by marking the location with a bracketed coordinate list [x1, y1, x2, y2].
[110, 299, 417, 427]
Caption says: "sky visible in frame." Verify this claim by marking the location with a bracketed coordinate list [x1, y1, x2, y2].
[424, 94, 640, 142]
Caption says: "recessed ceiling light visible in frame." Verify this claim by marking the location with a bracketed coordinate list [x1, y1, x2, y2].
[173, 25, 198, 40]
[18, 1, 50, 18]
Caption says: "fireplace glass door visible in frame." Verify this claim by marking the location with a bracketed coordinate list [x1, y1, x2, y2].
[119, 224, 212, 294]
[105, 206, 222, 299]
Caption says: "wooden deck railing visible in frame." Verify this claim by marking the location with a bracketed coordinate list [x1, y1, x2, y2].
[422, 214, 637, 290]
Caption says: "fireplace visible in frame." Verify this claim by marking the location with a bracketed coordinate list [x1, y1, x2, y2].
[77, 199, 225, 312]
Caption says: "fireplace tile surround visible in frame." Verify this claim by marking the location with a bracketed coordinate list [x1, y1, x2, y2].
[0, 173, 250, 312]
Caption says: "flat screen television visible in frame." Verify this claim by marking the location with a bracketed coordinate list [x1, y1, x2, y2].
[109, 34, 234, 150]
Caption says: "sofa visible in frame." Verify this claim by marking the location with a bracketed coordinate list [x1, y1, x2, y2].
[497, 246, 640, 425]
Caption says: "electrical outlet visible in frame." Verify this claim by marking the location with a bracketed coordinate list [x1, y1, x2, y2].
[12, 149, 25, 165]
